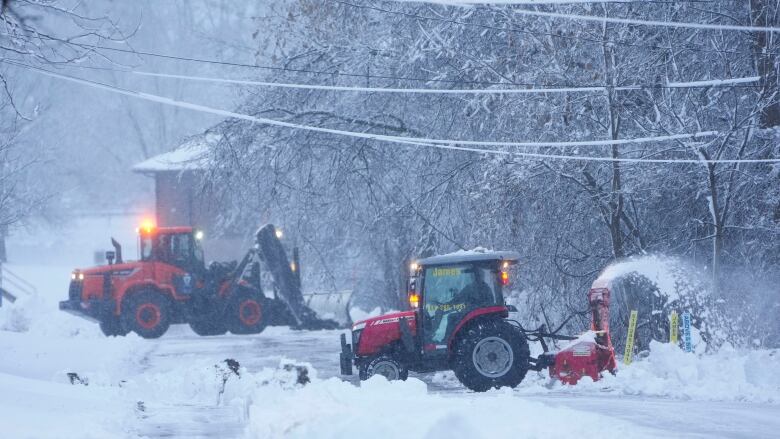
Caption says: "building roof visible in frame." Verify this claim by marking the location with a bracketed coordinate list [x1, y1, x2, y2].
[132, 131, 223, 173]
[417, 248, 520, 266]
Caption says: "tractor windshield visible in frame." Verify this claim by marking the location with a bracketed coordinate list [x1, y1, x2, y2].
[422, 263, 502, 344]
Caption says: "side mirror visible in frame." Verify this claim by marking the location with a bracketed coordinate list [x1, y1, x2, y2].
[105, 250, 116, 265]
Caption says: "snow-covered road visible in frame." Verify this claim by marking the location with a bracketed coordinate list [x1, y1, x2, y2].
[1, 255, 778, 438]
[132, 326, 779, 439]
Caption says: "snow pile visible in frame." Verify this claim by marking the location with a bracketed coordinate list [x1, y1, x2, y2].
[515, 341, 780, 404]
[123, 357, 314, 407]
[244, 375, 661, 439]
[0, 372, 133, 439]
[598, 342, 780, 403]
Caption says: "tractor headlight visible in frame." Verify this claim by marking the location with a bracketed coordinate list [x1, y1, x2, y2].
[351, 321, 366, 347]
[71, 271, 84, 281]
[352, 329, 363, 347]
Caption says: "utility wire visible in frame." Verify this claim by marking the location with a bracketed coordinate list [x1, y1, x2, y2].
[51, 60, 766, 94]
[510, 8, 780, 33]
[390, 1, 713, 4]
[127, 69, 761, 94]
[330, 0, 780, 56]
[5, 60, 776, 164]
[390, 1, 637, 4]
[2, 33, 526, 87]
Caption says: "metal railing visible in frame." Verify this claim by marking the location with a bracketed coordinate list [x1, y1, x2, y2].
[0, 265, 37, 306]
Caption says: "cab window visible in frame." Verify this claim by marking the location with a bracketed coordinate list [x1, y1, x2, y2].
[422, 263, 501, 343]
[140, 236, 153, 261]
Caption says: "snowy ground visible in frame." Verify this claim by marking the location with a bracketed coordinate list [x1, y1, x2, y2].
[2, 219, 779, 438]
[2, 321, 778, 439]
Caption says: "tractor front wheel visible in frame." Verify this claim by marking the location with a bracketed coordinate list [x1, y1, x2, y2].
[121, 291, 172, 339]
[358, 355, 408, 381]
[226, 290, 268, 335]
[452, 320, 529, 392]
[99, 316, 129, 337]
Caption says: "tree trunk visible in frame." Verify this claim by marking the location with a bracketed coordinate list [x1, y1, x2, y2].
[603, 19, 625, 259]
[702, 153, 723, 294]
[751, 0, 780, 128]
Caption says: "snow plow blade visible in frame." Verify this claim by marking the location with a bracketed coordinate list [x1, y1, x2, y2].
[255, 224, 339, 330]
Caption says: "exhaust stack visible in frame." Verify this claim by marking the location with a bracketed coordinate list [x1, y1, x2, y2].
[110, 238, 123, 264]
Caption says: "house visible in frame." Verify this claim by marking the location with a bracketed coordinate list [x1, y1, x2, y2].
[132, 131, 246, 261]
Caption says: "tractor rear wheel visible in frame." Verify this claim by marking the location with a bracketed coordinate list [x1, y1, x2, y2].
[452, 320, 529, 392]
[99, 316, 129, 337]
[226, 289, 268, 335]
[189, 319, 227, 336]
[359, 354, 408, 381]
[121, 291, 172, 339]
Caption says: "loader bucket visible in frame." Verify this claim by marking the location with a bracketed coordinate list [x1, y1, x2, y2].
[302, 290, 354, 326]
[254, 224, 340, 330]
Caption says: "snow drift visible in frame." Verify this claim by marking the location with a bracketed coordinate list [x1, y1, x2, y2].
[515, 341, 780, 404]
[244, 375, 662, 439]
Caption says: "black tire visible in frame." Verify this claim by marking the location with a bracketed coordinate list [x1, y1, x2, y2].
[452, 320, 530, 392]
[226, 289, 268, 335]
[189, 319, 227, 336]
[99, 316, 129, 337]
[358, 354, 408, 381]
[121, 291, 172, 339]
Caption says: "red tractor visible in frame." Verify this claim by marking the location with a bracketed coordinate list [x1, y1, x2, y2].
[60, 222, 335, 338]
[339, 250, 616, 391]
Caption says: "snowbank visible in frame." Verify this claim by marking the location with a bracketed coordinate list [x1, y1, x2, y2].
[244, 375, 661, 439]
[0, 372, 133, 439]
[513, 341, 780, 404]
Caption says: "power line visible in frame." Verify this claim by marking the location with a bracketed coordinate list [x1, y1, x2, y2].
[391, 1, 714, 4]
[5, 60, 776, 164]
[7, 32, 530, 87]
[390, 1, 636, 4]
[71, 67, 759, 94]
[511, 8, 780, 33]
[331, 0, 779, 57]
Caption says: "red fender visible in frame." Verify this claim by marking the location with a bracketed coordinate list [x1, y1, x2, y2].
[447, 305, 509, 350]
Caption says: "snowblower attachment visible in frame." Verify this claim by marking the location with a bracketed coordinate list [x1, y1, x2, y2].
[254, 224, 339, 330]
[550, 287, 617, 384]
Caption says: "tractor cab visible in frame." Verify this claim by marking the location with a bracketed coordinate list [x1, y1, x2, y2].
[409, 251, 517, 359]
[136, 224, 206, 276]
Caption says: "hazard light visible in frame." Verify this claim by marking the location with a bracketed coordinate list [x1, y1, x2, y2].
[409, 293, 420, 309]
[137, 218, 155, 234]
[500, 270, 510, 286]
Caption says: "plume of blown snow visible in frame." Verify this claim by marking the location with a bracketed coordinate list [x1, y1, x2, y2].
[593, 254, 709, 303]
